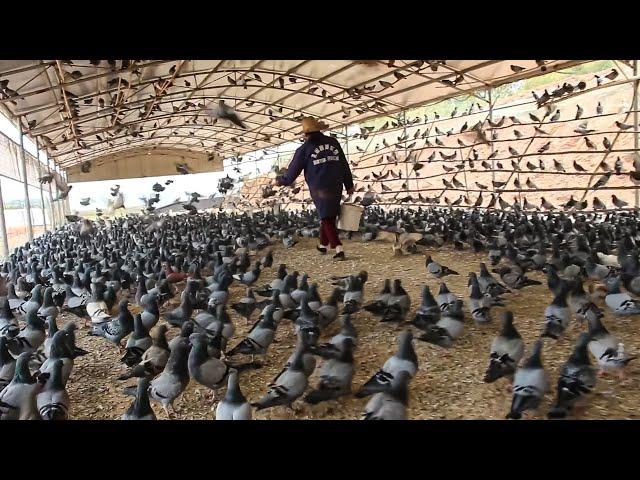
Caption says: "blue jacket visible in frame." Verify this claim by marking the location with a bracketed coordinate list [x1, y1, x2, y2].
[276, 132, 354, 219]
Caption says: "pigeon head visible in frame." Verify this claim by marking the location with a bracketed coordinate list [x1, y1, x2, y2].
[499, 311, 520, 339]
[13, 352, 35, 384]
[568, 333, 591, 366]
[396, 330, 417, 364]
[523, 340, 544, 369]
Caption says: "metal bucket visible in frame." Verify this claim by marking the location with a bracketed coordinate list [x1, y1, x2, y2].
[337, 203, 364, 231]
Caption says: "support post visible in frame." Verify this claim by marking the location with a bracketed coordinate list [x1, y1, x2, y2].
[488, 88, 496, 190]
[402, 111, 410, 199]
[18, 121, 34, 242]
[634, 60, 639, 209]
[46, 157, 57, 228]
[36, 138, 47, 233]
[0, 178, 9, 258]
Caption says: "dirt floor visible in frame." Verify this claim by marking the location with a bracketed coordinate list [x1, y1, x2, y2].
[63, 236, 640, 420]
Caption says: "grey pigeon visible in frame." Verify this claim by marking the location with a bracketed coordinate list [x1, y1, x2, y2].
[426, 255, 459, 277]
[121, 314, 152, 367]
[122, 377, 156, 420]
[435, 282, 458, 313]
[604, 276, 640, 315]
[587, 315, 636, 378]
[149, 339, 191, 417]
[541, 287, 571, 339]
[226, 305, 277, 364]
[233, 262, 261, 286]
[88, 299, 134, 348]
[363, 279, 391, 315]
[548, 333, 597, 419]
[118, 324, 170, 380]
[304, 338, 355, 405]
[362, 370, 411, 420]
[252, 344, 309, 411]
[0, 352, 40, 420]
[188, 333, 230, 400]
[6, 310, 46, 356]
[484, 311, 524, 383]
[356, 330, 417, 397]
[36, 358, 70, 420]
[0, 337, 16, 393]
[507, 340, 549, 419]
[417, 299, 465, 348]
[409, 285, 440, 330]
[309, 314, 358, 359]
[215, 369, 252, 420]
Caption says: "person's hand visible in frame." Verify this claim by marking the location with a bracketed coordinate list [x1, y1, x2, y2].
[346, 187, 355, 195]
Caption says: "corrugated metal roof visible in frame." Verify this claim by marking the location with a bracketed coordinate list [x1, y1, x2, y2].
[0, 60, 586, 172]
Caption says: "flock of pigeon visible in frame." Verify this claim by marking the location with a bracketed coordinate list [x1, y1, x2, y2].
[0, 202, 639, 420]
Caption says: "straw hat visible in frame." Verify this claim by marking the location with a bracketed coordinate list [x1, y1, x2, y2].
[299, 116, 328, 134]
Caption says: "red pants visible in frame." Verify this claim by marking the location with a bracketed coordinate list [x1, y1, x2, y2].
[320, 217, 342, 248]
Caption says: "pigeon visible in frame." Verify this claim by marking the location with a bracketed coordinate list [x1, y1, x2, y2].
[89, 299, 134, 348]
[148, 339, 191, 417]
[118, 325, 171, 381]
[188, 333, 230, 401]
[226, 305, 277, 364]
[587, 315, 636, 378]
[604, 277, 640, 315]
[316, 288, 341, 329]
[215, 369, 251, 420]
[379, 280, 411, 323]
[435, 282, 458, 313]
[408, 285, 440, 330]
[163, 293, 194, 328]
[425, 255, 459, 277]
[467, 280, 491, 324]
[362, 370, 411, 420]
[484, 311, 525, 383]
[356, 330, 417, 398]
[308, 314, 358, 359]
[36, 358, 70, 420]
[0, 352, 40, 420]
[506, 340, 549, 420]
[417, 299, 465, 348]
[342, 274, 366, 314]
[0, 337, 16, 393]
[612, 195, 628, 208]
[6, 310, 46, 356]
[304, 338, 355, 405]
[547, 333, 597, 419]
[363, 280, 392, 315]
[121, 314, 152, 367]
[231, 288, 257, 324]
[252, 343, 309, 411]
[541, 287, 571, 339]
[205, 100, 247, 129]
[233, 261, 261, 286]
[122, 377, 156, 420]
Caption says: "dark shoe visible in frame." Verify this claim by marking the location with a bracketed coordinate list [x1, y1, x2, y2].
[317, 245, 327, 254]
[333, 251, 345, 261]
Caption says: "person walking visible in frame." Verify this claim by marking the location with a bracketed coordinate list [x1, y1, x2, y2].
[275, 117, 354, 260]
